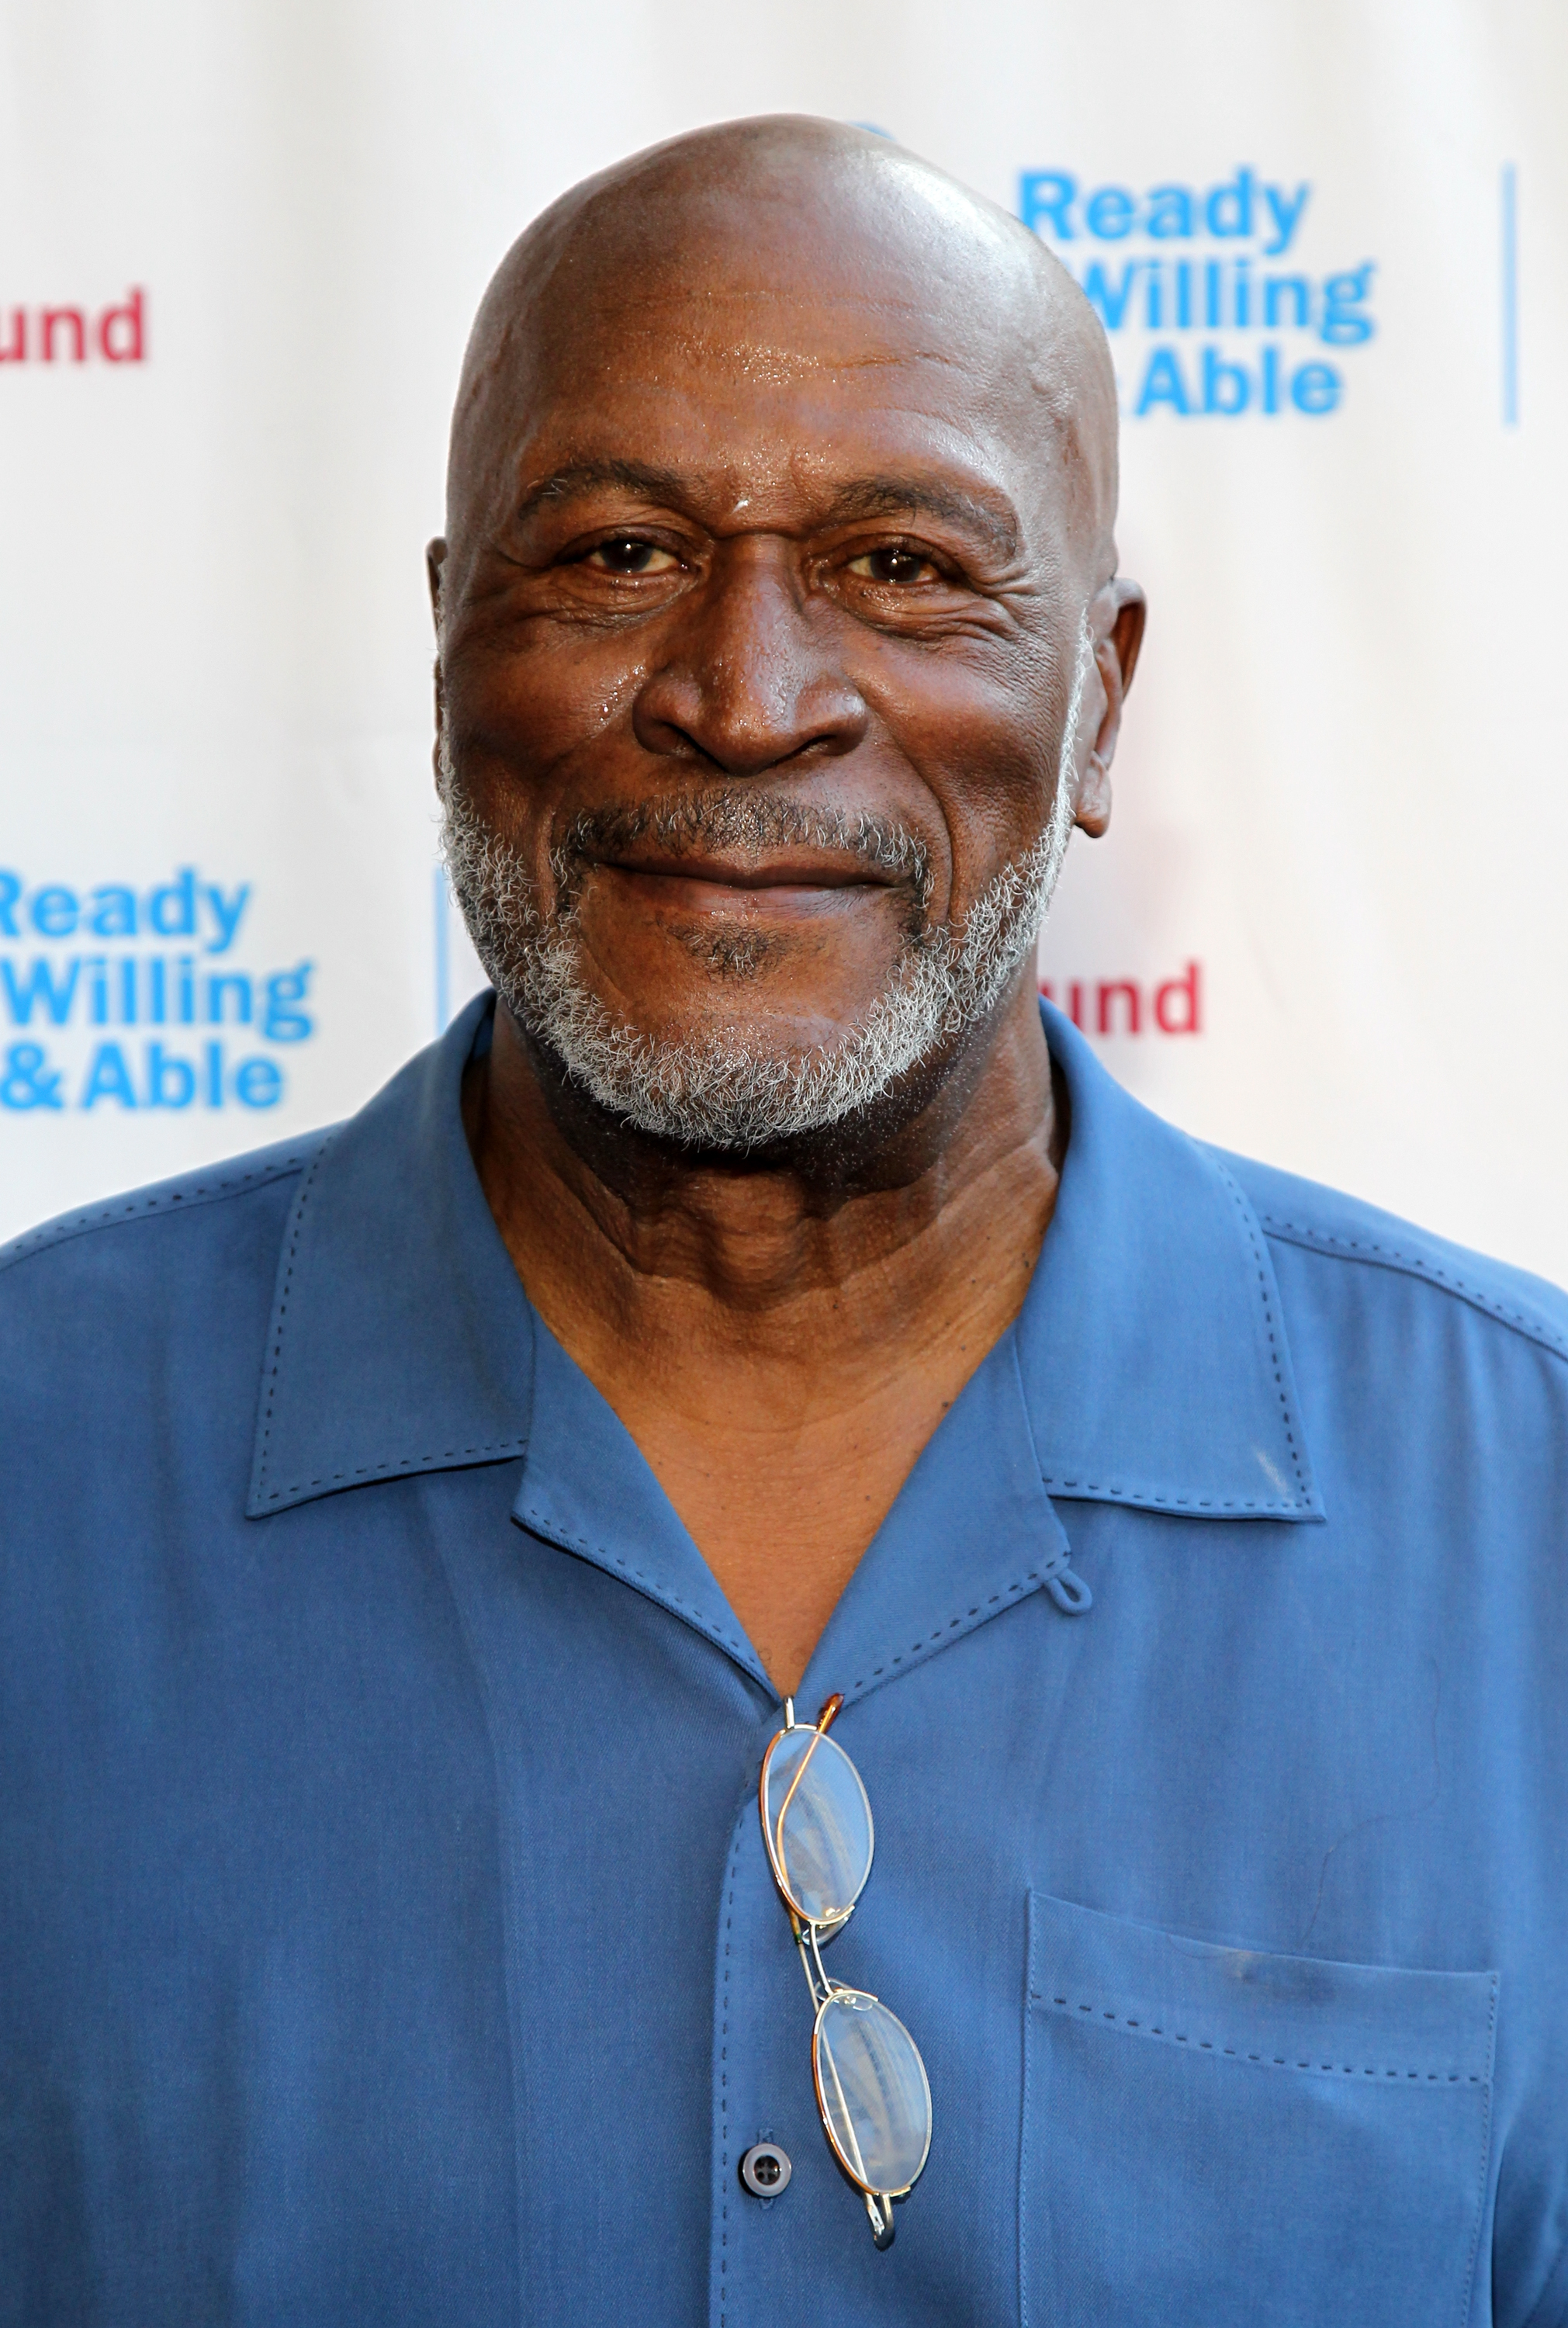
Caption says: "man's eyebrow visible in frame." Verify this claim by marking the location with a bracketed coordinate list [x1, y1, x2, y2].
[514, 459, 692, 525]
[511, 460, 1022, 560]
[815, 477, 1022, 561]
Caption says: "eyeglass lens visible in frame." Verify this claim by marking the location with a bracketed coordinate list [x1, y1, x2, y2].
[763, 1726, 873, 1924]
[815, 1992, 932, 2195]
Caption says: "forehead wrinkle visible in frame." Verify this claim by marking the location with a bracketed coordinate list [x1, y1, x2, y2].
[538, 266, 1031, 386]
[576, 288, 980, 341]
[560, 276, 1010, 364]
[549, 324, 978, 388]
[664, 346, 968, 390]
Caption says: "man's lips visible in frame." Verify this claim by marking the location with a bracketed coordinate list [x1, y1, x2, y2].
[586, 851, 897, 914]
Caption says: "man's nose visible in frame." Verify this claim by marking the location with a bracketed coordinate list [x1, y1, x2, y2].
[632, 543, 869, 775]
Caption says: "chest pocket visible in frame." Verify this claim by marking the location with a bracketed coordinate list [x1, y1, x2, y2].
[1023, 1891, 1497, 2328]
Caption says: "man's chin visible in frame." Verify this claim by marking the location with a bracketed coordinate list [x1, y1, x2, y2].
[503, 965, 959, 1162]
[526, 1033, 961, 1176]
[460, 809, 1059, 1157]
[551, 993, 888, 1071]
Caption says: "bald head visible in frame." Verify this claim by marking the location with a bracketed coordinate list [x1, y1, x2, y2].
[445, 115, 1119, 589]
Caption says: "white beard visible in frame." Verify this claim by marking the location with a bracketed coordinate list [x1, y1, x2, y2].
[439, 618, 1091, 1152]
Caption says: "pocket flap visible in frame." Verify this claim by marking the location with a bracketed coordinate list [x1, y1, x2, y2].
[1030, 1891, 1497, 2088]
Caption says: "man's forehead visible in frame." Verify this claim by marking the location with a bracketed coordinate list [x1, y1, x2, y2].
[473, 266, 1059, 532]
[509, 225, 1038, 402]
[447, 117, 1117, 559]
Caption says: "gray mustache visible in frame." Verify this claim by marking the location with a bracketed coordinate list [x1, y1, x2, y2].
[552, 788, 933, 905]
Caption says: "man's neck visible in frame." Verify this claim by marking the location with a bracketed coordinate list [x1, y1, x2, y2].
[464, 982, 1062, 1693]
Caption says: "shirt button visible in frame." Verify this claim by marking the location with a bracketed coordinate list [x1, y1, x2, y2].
[739, 2142, 792, 2197]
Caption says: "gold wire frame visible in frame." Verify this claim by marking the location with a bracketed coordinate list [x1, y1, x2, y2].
[756, 1692, 862, 1930]
[809, 1990, 932, 2202]
[756, 1692, 930, 2240]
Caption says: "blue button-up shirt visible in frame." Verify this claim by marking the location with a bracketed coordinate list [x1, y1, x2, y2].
[4, 995, 1567, 2327]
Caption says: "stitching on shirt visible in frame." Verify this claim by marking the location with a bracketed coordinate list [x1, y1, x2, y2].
[424, 1533, 530, 2300]
[251, 1144, 328, 1502]
[1038, 1478, 1303, 1513]
[849, 1571, 1042, 1692]
[1210, 1158, 1313, 1502]
[1037, 1165, 1323, 1517]
[0, 1149, 313, 1281]
[250, 1135, 531, 1505]
[516, 1512, 754, 1662]
[1021, 1900, 1040, 2328]
[716, 1814, 745, 2328]
[1031, 1990, 1489, 2084]
[1457, 1976, 1501, 2328]
[1258, 1214, 1568, 1366]
[262, 1440, 529, 1502]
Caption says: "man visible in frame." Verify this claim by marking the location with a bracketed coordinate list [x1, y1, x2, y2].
[2, 115, 1565, 2326]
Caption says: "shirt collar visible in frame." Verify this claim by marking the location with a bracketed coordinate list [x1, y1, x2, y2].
[1018, 1003, 1322, 1521]
[247, 993, 535, 1518]
[249, 994, 1321, 1530]
[515, 1298, 1085, 1709]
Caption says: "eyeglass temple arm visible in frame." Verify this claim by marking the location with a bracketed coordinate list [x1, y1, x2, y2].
[866, 2193, 895, 2248]
[780, 1695, 843, 1735]
[794, 1920, 831, 2011]
[772, 1694, 843, 1877]
[780, 1693, 843, 1736]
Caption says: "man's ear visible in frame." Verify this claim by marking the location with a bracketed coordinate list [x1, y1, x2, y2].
[427, 539, 448, 629]
[1075, 577, 1147, 838]
[1105, 576, 1147, 701]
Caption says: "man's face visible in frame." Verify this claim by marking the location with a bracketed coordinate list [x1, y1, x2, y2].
[433, 192, 1109, 1148]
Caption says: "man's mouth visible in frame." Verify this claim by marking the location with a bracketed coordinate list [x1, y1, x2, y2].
[585, 849, 900, 917]
[550, 790, 933, 927]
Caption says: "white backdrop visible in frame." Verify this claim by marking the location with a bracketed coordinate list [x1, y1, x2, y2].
[2, 1, 1565, 1279]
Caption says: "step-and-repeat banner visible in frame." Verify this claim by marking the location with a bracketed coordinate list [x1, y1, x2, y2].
[3, 2, 1564, 1278]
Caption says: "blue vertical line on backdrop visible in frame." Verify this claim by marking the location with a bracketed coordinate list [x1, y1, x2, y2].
[1501, 164, 1519, 427]
[434, 864, 451, 1034]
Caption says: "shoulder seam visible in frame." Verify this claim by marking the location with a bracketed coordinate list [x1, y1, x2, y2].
[0, 1150, 316, 1282]
[1258, 1212, 1568, 1365]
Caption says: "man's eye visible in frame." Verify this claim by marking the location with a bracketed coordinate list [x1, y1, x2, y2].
[584, 537, 680, 576]
[849, 546, 938, 587]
